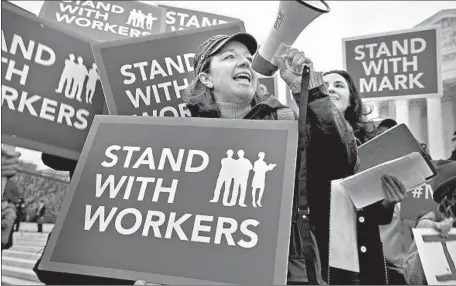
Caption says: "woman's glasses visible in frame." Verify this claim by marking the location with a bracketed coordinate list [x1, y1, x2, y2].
[439, 188, 456, 219]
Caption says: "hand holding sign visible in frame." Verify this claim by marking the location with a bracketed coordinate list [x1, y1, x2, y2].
[436, 218, 455, 239]
[380, 174, 407, 208]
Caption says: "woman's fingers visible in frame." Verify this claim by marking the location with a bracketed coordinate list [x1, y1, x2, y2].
[388, 175, 407, 201]
[382, 175, 394, 196]
[293, 54, 307, 74]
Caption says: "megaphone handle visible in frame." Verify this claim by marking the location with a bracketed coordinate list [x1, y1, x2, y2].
[294, 66, 310, 219]
[293, 67, 322, 284]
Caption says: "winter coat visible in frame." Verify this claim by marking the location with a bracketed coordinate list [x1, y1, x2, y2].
[191, 85, 358, 285]
[324, 158, 393, 284]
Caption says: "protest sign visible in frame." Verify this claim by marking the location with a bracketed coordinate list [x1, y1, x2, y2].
[92, 22, 247, 116]
[156, 3, 239, 32]
[413, 228, 456, 285]
[401, 182, 438, 220]
[1, 2, 105, 160]
[258, 74, 279, 96]
[39, 115, 298, 284]
[39, 1, 166, 42]
[343, 26, 442, 100]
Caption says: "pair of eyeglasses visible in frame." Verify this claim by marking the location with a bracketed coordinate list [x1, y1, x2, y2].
[439, 188, 456, 219]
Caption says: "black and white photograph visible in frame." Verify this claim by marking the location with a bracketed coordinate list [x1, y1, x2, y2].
[1, 0, 456, 285]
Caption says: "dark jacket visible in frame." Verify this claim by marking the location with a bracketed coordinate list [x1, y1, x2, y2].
[290, 82, 390, 284]
[191, 86, 359, 285]
[325, 159, 393, 284]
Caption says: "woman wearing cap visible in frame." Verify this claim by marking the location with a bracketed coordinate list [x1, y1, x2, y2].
[183, 32, 359, 285]
[403, 160, 456, 285]
[323, 70, 407, 285]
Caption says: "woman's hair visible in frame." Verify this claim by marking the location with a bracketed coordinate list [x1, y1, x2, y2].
[184, 55, 269, 114]
[324, 70, 375, 144]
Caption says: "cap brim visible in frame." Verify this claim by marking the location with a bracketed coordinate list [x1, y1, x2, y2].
[434, 176, 456, 202]
[209, 33, 258, 57]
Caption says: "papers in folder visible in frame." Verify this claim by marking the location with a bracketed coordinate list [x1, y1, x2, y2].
[341, 152, 434, 209]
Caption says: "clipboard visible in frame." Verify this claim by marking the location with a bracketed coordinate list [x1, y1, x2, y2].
[357, 124, 437, 181]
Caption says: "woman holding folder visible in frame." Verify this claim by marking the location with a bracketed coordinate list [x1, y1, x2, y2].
[322, 70, 408, 285]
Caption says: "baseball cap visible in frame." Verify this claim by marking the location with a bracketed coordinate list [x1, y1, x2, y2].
[193, 33, 258, 76]
[431, 160, 456, 203]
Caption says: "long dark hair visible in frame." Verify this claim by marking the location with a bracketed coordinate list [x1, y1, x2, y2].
[324, 70, 375, 144]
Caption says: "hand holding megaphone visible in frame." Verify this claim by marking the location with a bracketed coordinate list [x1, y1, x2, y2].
[273, 44, 313, 90]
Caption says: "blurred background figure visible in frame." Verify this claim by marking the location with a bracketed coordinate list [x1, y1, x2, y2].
[448, 131, 456, 160]
[375, 118, 398, 136]
[36, 199, 46, 233]
[403, 160, 456, 285]
[14, 197, 26, 231]
[2, 181, 20, 251]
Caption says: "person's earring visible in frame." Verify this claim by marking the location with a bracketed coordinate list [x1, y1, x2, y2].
[207, 83, 213, 89]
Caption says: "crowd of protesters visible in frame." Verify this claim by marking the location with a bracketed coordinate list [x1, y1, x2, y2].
[1, 30, 455, 285]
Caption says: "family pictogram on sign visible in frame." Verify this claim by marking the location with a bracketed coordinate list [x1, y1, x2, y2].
[55, 54, 100, 104]
[210, 150, 276, 208]
[126, 9, 157, 30]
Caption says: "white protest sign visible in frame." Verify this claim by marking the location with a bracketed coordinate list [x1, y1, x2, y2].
[413, 228, 456, 285]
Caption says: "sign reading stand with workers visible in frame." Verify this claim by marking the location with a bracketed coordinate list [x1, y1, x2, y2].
[1, 2, 105, 160]
[39, 115, 298, 285]
[343, 26, 442, 100]
[39, 0, 167, 41]
[92, 22, 246, 116]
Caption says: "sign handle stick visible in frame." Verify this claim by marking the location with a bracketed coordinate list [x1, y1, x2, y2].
[2, 144, 17, 197]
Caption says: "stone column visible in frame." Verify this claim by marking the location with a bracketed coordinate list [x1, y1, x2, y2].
[427, 97, 445, 159]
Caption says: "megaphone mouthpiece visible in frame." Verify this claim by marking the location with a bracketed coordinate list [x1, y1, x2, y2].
[252, 0, 330, 76]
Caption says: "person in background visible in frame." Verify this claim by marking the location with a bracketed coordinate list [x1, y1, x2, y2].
[323, 70, 407, 285]
[2, 181, 19, 251]
[375, 118, 398, 137]
[14, 197, 26, 231]
[36, 199, 46, 233]
[403, 160, 456, 285]
[1, 147, 21, 180]
[448, 131, 456, 161]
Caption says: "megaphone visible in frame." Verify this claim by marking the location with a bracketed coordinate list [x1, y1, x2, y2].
[252, 0, 330, 76]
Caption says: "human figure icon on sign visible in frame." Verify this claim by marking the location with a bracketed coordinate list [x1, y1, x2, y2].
[71, 57, 88, 102]
[230, 150, 253, 207]
[251, 152, 276, 208]
[145, 13, 157, 30]
[55, 54, 76, 98]
[126, 9, 137, 26]
[211, 150, 235, 205]
[136, 10, 145, 29]
[85, 63, 100, 104]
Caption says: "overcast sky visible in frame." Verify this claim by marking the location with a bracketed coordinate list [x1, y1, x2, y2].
[3, 1, 456, 169]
